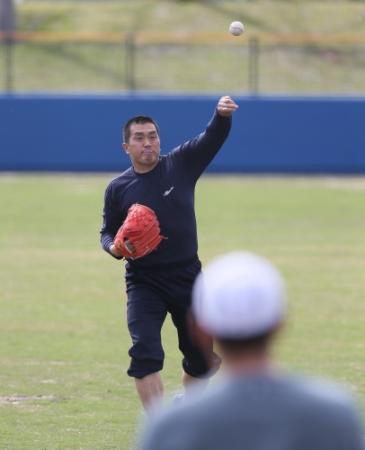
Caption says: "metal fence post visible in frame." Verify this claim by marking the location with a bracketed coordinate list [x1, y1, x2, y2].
[0, 0, 16, 92]
[125, 32, 136, 92]
[4, 33, 14, 91]
[248, 36, 259, 95]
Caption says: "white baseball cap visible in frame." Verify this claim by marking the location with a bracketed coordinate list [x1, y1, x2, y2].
[192, 252, 286, 338]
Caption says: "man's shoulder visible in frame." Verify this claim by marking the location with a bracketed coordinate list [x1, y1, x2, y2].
[106, 167, 135, 191]
[109, 167, 134, 184]
[141, 389, 216, 449]
[288, 375, 358, 415]
[150, 375, 358, 426]
[141, 376, 363, 450]
[147, 383, 232, 430]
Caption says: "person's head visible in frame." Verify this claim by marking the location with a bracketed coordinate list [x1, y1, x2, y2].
[122, 116, 161, 173]
[192, 252, 287, 361]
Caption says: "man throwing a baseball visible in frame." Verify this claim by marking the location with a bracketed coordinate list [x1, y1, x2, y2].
[100, 96, 238, 411]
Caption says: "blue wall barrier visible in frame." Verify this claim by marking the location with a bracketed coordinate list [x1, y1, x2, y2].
[1, 94, 364, 173]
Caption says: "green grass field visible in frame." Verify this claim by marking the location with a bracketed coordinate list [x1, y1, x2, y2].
[1, 174, 365, 449]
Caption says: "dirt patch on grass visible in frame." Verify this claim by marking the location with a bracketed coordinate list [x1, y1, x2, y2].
[0, 394, 57, 405]
[323, 177, 365, 190]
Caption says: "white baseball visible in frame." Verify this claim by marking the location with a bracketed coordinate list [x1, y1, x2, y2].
[229, 21, 244, 36]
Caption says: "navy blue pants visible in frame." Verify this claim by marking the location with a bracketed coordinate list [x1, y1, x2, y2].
[125, 259, 209, 379]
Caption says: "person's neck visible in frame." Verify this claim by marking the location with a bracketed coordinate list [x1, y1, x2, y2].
[133, 160, 159, 174]
[223, 350, 272, 377]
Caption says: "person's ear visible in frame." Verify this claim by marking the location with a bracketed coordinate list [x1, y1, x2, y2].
[270, 320, 285, 342]
[123, 143, 129, 155]
[187, 311, 213, 353]
[187, 311, 221, 373]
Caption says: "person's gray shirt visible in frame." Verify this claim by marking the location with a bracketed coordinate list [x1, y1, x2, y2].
[140, 374, 364, 450]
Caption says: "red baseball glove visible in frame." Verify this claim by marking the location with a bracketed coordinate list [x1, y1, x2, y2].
[114, 204, 164, 259]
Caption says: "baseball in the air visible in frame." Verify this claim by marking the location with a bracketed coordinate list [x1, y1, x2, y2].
[229, 21, 244, 36]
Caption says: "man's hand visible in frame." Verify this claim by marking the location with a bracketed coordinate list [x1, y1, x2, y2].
[113, 204, 164, 260]
[216, 96, 239, 117]
[110, 241, 136, 258]
[109, 243, 124, 258]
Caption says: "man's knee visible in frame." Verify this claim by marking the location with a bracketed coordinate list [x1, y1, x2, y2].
[127, 336, 165, 378]
[182, 351, 222, 378]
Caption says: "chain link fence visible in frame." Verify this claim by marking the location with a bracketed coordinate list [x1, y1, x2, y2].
[1, 32, 365, 94]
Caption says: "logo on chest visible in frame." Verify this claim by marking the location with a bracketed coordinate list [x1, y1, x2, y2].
[163, 186, 175, 197]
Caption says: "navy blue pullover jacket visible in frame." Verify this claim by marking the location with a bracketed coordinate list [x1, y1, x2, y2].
[100, 111, 231, 269]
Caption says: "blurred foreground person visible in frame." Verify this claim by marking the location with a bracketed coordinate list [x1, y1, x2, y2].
[140, 252, 364, 450]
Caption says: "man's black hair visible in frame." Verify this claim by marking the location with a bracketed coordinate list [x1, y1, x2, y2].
[217, 331, 273, 353]
[123, 116, 160, 143]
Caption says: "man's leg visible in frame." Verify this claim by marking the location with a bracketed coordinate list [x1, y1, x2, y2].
[182, 313, 222, 392]
[135, 372, 163, 411]
[127, 287, 167, 411]
[170, 305, 221, 395]
[182, 351, 221, 393]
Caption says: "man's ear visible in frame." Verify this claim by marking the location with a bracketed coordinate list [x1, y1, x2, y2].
[187, 311, 221, 373]
[187, 311, 213, 353]
[123, 143, 129, 154]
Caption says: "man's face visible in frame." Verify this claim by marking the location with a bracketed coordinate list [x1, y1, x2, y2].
[123, 122, 160, 173]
